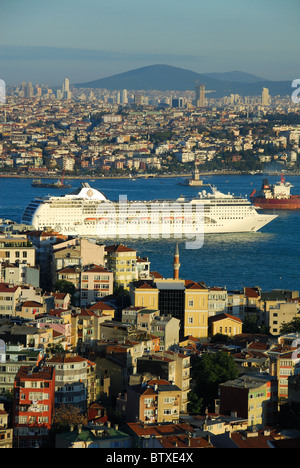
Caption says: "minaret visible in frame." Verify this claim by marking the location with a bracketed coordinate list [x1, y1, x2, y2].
[173, 242, 180, 280]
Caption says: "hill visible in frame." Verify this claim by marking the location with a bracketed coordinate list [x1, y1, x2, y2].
[74, 64, 291, 97]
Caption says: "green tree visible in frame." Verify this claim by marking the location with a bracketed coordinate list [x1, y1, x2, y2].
[280, 317, 300, 334]
[190, 352, 239, 413]
[55, 279, 76, 297]
[187, 391, 203, 415]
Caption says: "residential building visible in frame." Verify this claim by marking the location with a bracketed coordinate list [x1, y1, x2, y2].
[0, 235, 36, 270]
[52, 238, 106, 287]
[0, 283, 22, 318]
[150, 315, 180, 351]
[0, 343, 44, 395]
[80, 264, 113, 306]
[55, 422, 133, 448]
[125, 421, 212, 449]
[46, 353, 97, 410]
[105, 244, 138, 290]
[184, 280, 209, 339]
[126, 379, 182, 424]
[0, 403, 13, 448]
[208, 313, 243, 338]
[12, 364, 56, 448]
[218, 373, 278, 429]
[137, 351, 191, 413]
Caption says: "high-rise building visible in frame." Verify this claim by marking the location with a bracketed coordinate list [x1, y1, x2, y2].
[195, 83, 205, 107]
[262, 87, 270, 106]
[122, 89, 128, 104]
[62, 78, 71, 99]
[25, 82, 34, 98]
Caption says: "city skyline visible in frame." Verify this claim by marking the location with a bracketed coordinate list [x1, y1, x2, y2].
[1, 0, 299, 85]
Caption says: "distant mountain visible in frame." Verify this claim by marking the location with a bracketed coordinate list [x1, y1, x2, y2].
[74, 64, 292, 97]
[202, 70, 266, 83]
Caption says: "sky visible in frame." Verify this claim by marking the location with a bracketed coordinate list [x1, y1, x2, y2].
[0, 0, 299, 86]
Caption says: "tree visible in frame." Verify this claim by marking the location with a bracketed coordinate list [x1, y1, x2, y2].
[280, 317, 300, 334]
[190, 352, 239, 413]
[51, 404, 86, 434]
[187, 391, 203, 415]
[55, 279, 76, 297]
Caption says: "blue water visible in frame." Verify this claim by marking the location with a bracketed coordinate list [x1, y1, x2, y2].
[0, 174, 299, 292]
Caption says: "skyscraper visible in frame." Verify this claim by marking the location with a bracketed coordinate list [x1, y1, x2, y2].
[262, 87, 270, 106]
[122, 89, 128, 104]
[25, 82, 34, 98]
[62, 78, 71, 99]
[195, 83, 205, 107]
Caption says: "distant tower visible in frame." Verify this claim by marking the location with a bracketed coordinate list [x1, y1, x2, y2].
[195, 83, 205, 107]
[62, 78, 71, 99]
[262, 87, 270, 106]
[173, 242, 181, 280]
[25, 82, 34, 98]
[122, 89, 128, 104]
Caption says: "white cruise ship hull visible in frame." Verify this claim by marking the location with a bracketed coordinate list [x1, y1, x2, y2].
[21, 183, 277, 239]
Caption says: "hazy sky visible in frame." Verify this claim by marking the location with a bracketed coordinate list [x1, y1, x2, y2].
[1, 0, 299, 85]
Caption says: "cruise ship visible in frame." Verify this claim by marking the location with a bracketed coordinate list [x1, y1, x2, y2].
[21, 183, 277, 238]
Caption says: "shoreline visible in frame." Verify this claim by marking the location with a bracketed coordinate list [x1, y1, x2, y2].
[1, 171, 300, 180]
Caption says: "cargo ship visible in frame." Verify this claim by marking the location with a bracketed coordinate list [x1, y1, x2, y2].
[250, 175, 300, 210]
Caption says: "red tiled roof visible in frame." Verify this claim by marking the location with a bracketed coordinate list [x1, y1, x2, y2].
[105, 244, 136, 253]
[209, 313, 243, 324]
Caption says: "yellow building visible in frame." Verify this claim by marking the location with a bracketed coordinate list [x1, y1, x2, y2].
[105, 244, 138, 290]
[208, 313, 243, 338]
[184, 280, 209, 339]
[130, 278, 209, 339]
[129, 280, 159, 309]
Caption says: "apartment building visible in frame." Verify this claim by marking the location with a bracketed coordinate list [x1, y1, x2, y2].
[105, 244, 138, 290]
[13, 364, 56, 448]
[52, 238, 106, 287]
[46, 354, 97, 410]
[0, 283, 22, 317]
[126, 379, 182, 424]
[0, 343, 44, 395]
[137, 351, 191, 413]
[80, 264, 113, 306]
[218, 373, 278, 429]
[0, 235, 35, 270]
[0, 403, 13, 448]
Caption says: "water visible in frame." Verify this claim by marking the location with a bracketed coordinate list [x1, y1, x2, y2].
[0, 174, 299, 292]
